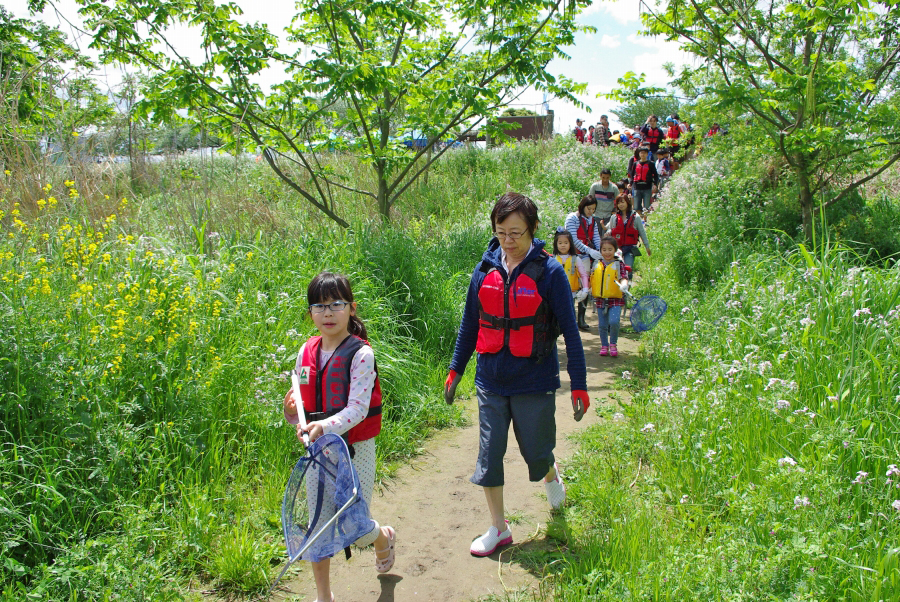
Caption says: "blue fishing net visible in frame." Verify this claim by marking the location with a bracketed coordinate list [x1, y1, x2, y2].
[281, 434, 376, 565]
[630, 294, 668, 332]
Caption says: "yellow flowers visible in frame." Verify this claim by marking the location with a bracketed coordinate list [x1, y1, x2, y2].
[245, 251, 254, 260]
[3, 170, 10, 176]
[71, 131, 79, 137]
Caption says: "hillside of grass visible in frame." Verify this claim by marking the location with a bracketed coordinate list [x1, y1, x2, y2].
[545, 145, 900, 601]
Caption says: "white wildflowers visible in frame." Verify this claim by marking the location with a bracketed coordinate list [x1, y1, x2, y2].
[640, 423, 656, 434]
[794, 496, 811, 509]
[851, 471, 868, 485]
[622, 371, 632, 380]
[778, 457, 797, 467]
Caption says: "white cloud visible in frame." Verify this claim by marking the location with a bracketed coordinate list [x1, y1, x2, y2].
[626, 32, 667, 48]
[599, 34, 622, 48]
[631, 46, 697, 89]
[581, 0, 641, 24]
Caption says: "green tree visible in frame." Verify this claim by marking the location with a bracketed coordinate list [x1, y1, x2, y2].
[639, 0, 900, 239]
[0, 7, 93, 167]
[605, 70, 682, 129]
[55, 0, 590, 226]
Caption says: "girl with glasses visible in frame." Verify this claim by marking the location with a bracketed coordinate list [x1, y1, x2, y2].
[282, 272, 396, 602]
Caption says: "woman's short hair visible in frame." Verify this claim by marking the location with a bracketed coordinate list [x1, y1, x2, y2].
[491, 192, 539, 237]
[578, 195, 598, 216]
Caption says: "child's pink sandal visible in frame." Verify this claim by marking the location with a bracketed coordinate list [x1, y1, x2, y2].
[610, 344, 618, 357]
[375, 526, 396, 573]
[599, 346, 609, 356]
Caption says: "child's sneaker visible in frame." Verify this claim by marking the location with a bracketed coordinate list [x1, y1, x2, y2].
[599, 346, 609, 356]
[610, 344, 618, 357]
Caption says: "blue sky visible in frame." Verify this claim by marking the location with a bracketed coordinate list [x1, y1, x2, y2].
[7, 0, 694, 133]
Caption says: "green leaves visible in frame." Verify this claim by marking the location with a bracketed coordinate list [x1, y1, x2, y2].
[641, 0, 900, 237]
[69, 0, 589, 224]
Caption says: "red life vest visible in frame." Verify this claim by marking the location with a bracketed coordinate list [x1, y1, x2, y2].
[666, 126, 680, 140]
[633, 162, 651, 184]
[576, 216, 598, 250]
[643, 127, 661, 146]
[476, 254, 559, 360]
[574, 127, 585, 143]
[609, 213, 640, 246]
[297, 335, 382, 445]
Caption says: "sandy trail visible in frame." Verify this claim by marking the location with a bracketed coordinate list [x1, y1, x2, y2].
[270, 324, 637, 602]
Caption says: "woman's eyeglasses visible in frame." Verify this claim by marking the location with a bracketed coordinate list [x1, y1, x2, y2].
[494, 230, 525, 240]
[309, 301, 350, 313]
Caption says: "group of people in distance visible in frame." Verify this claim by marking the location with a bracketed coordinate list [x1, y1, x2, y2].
[574, 113, 697, 167]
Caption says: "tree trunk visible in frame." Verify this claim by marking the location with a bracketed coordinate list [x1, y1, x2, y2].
[376, 162, 390, 219]
[797, 163, 814, 241]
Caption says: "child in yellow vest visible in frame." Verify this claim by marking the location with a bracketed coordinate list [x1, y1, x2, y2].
[553, 229, 590, 330]
[590, 237, 631, 357]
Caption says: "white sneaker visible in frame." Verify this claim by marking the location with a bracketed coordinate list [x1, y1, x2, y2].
[470, 523, 512, 556]
[545, 462, 566, 510]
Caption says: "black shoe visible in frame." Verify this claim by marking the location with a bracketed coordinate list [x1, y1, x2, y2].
[577, 303, 590, 331]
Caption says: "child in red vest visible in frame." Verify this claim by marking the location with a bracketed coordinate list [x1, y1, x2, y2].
[283, 272, 395, 602]
[606, 194, 651, 280]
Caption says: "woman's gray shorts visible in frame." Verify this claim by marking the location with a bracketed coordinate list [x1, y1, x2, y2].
[470, 387, 557, 488]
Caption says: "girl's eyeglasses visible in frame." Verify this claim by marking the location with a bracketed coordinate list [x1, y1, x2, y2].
[309, 301, 350, 313]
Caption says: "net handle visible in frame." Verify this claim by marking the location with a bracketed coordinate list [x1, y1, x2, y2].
[290, 371, 311, 448]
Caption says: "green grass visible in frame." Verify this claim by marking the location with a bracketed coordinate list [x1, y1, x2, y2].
[541, 158, 900, 599]
[4, 137, 900, 600]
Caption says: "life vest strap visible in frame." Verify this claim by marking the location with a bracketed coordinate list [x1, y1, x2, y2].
[479, 309, 541, 330]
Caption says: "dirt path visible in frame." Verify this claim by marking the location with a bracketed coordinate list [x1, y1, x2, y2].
[271, 325, 637, 602]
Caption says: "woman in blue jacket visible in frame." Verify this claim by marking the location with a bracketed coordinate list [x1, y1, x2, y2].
[443, 192, 590, 557]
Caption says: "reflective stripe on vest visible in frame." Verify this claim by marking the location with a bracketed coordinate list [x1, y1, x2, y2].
[591, 260, 624, 298]
[297, 335, 382, 445]
[610, 213, 640, 246]
[476, 256, 559, 360]
[555, 255, 580, 292]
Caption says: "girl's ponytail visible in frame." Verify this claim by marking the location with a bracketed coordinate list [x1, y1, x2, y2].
[348, 314, 368, 341]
